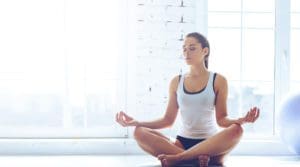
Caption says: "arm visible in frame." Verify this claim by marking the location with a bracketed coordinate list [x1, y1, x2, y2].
[214, 75, 239, 128]
[214, 74, 260, 128]
[116, 75, 180, 129]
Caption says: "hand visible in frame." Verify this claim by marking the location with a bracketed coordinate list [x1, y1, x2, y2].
[115, 111, 139, 127]
[237, 107, 260, 125]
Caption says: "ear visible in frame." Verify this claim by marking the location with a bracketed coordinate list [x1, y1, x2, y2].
[202, 47, 209, 55]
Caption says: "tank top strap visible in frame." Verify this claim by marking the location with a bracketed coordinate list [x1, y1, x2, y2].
[207, 72, 213, 86]
[206, 72, 216, 92]
[177, 73, 184, 92]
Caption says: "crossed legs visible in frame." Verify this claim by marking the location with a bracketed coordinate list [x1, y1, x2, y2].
[133, 127, 184, 157]
[134, 124, 243, 166]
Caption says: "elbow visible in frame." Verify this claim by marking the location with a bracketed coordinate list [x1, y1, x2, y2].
[217, 121, 225, 128]
[216, 117, 227, 128]
[164, 117, 175, 128]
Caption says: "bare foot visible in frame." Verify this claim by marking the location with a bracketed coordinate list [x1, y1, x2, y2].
[198, 154, 210, 167]
[157, 154, 180, 167]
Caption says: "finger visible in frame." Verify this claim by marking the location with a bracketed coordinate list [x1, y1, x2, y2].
[123, 113, 131, 121]
[249, 117, 254, 122]
[162, 159, 167, 167]
[122, 112, 133, 121]
[249, 110, 256, 121]
[245, 111, 251, 120]
[120, 112, 127, 121]
[253, 108, 260, 122]
[251, 107, 257, 115]
[250, 108, 258, 117]
[249, 108, 259, 122]
[115, 112, 119, 122]
[118, 119, 127, 127]
[245, 111, 253, 122]
[248, 107, 257, 120]
[157, 154, 165, 160]
[117, 112, 128, 126]
[118, 112, 123, 123]
[245, 116, 251, 122]
[116, 112, 121, 123]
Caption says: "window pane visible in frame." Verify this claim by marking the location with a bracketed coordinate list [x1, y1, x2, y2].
[208, 0, 275, 138]
[243, 0, 274, 12]
[243, 29, 274, 81]
[290, 29, 300, 91]
[244, 13, 274, 28]
[291, 14, 300, 28]
[291, 0, 300, 12]
[241, 81, 274, 136]
[208, 29, 241, 81]
[290, 83, 300, 92]
[208, 0, 241, 11]
[0, 0, 126, 137]
[0, 0, 65, 136]
[290, 0, 300, 93]
[208, 13, 241, 28]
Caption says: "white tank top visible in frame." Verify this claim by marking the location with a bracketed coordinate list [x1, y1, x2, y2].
[176, 72, 218, 139]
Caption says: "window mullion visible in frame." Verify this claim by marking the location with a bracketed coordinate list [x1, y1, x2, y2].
[274, 0, 291, 135]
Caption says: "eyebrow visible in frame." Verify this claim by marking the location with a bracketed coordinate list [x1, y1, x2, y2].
[183, 44, 197, 47]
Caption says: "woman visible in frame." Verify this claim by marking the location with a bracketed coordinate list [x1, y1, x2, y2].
[116, 32, 260, 167]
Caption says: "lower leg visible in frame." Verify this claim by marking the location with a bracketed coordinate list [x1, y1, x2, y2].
[134, 127, 184, 157]
[180, 124, 243, 160]
[158, 124, 243, 165]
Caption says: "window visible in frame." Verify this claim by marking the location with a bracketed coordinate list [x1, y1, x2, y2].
[208, 0, 275, 137]
[0, 0, 126, 138]
[290, 0, 300, 91]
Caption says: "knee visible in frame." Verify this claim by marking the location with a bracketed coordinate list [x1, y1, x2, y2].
[229, 124, 243, 138]
[133, 126, 146, 141]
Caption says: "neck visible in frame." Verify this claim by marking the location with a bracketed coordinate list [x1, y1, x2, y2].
[189, 64, 208, 77]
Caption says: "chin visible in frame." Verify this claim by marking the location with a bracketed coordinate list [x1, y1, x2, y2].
[185, 60, 192, 65]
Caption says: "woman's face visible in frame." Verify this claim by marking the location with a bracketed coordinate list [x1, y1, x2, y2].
[183, 37, 208, 66]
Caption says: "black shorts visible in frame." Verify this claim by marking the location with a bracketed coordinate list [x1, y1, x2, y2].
[176, 135, 206, 150]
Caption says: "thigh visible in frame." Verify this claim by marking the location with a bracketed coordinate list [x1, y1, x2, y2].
[174, 139, 185, 149]
[148, 128, 170, 141]
[134, 127, 184, 156]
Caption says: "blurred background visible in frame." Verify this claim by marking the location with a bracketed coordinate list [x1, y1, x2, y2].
[0, 0, 299, 155]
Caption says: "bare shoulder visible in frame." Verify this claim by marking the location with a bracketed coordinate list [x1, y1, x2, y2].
[214, 73, 228, 91]
[169, 75, 181, 92]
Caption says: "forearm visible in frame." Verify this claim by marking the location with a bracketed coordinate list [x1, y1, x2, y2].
[217, 117, 241, 128]
[137, 118, 171, 129]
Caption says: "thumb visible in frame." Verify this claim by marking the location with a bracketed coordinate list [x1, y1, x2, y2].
[121, 111, 133, 120]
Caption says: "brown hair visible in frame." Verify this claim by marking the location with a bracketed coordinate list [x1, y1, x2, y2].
[186, 32, 210, 68]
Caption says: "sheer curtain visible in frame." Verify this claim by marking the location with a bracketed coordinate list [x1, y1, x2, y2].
[0, 0, 126, 138]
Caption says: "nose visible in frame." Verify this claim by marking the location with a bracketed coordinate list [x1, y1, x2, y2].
[184, 51, 191, 57]
[183, 54, 190, 60]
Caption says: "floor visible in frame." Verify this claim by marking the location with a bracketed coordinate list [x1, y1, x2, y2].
[0, 155, 299, 167]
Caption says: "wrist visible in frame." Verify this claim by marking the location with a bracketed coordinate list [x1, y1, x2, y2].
[235, 118, 244, 125]
[135, 121, 141, 127]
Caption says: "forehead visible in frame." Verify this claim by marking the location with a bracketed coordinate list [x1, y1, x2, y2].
[183, 37, 200, 47]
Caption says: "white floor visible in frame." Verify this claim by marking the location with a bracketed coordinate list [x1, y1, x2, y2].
[0, 155, 299, 167]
